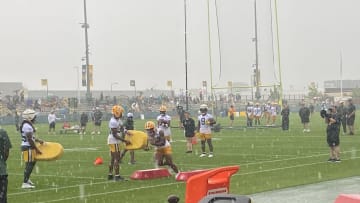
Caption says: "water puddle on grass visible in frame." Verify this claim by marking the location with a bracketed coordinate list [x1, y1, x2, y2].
[250, 176, 360, 203]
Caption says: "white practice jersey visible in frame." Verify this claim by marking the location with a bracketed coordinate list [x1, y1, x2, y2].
[253, 106, 262, 117]
[107, 117, 123, 144]
[270, 106, 277, 116]
[48, 113, 57, 124]
[156, 114, 171, 136]
[265, 104, 271, 113]
[21, 122, 35, 148]
[246, 106, 254, 117]
[198, 113, 213, 134]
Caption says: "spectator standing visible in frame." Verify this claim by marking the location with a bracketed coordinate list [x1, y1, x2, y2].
[176, 105, 185, 127]
[346, 98, 356, 135]
[91, 107, 103, 135]
[0, 129, 12, 202]
[337, 101, 347, 135]
[228, 105, 235, 128]
[14, 110, 20, 132]
[309, 103, 315, 116]
[325, 106, 341, 162]
[182, 111, 196, 153]
[80, 112, 89, 135]
[48, 110, 59, 135]
[299, 103, 311, 132]
[281, 103, 290, 130]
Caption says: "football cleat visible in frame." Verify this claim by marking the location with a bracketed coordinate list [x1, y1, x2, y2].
[199, 153, 207, 158]
[22, 182, 35, 189]
[114, 175, 126, 181]
[27, 179, 35, 186]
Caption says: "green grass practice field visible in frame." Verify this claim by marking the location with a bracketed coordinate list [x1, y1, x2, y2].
[2, 112, 360, 203]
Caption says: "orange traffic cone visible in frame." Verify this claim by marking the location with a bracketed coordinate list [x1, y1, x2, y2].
[94, 157, 103, 165]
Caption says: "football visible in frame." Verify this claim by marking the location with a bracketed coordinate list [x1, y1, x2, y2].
[206, 118, 215, 125]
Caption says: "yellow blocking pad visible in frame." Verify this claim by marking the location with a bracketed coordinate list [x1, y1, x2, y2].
[125, 130, 148, 150]
[35, 142, 64, 161]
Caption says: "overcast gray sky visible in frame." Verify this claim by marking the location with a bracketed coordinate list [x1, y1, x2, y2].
[0, 0, 359, 94]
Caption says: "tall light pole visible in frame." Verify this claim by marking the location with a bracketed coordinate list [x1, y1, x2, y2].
[74, 66, 81, 105]
[183, 0, 189, 111]
[82, 0, 91, 103]
[253, 0, 260, 100]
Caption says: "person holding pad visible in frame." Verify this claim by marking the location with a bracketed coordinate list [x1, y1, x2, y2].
[20, 109, 44, 189]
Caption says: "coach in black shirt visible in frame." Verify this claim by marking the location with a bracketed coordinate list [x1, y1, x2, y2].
[181, 111, 196, 153]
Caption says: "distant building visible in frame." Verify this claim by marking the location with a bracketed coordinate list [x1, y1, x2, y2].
[324, 80, 360, 96]
[0, 82, 24, 96]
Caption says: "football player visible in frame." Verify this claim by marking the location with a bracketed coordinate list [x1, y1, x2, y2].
[145, 121, 179, 174]
[157, 105, 172, 142]
[265, 102, 271, 125]
[246, 102, 254, 127]
[20, 109, 44, 189]
[119, 112, 136, 165]
[197, 104, 216, 158]
[270, 102, 277, 125]
[107, 105, 130, 181]
[253, 103, 262, 126]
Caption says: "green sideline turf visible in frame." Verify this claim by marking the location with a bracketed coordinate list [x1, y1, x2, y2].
[2, 112, 360, 203]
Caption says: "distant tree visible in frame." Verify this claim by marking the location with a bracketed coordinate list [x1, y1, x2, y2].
[352, 87, 360, 97]
[307, 82, 323, 99]
[269, 85, 280, 101]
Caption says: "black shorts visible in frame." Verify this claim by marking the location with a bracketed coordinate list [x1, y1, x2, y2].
[184, 131, 195, 138]
[327, 130, 340, 147]
[0, 175, 8, 202]
[229, 115, 234, 121]
[347, 116, 355, 125]
[49, 122, 55, 129]
[301, 117, 309, 123]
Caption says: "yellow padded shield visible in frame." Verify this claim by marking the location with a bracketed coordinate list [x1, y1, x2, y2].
[35, 142, 64, 161]
[125, 130, 148, 150]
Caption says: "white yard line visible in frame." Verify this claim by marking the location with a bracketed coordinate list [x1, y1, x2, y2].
[36, 182, 181, 203]
[8, 173, 105, 180]
[9, 155, 360, 198]
[14, 157, 360, 202]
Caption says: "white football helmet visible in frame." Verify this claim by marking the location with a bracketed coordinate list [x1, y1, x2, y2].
[22, 109, 37, 121]
[200, 104, 208, 114]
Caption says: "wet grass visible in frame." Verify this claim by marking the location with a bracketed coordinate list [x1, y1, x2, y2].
[3, 112, 360, 202]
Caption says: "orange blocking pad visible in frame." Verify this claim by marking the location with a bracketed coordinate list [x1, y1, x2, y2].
[185, 166, 240, 203]
[175, 169, 210, 182]
[130, 168, 171, 180]
[334, 194, 360, 203]
[185, 165, 240, 203]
